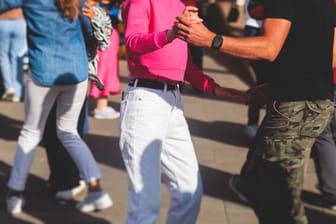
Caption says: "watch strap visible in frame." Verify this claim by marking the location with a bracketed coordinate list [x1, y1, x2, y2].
[211, 34, 223, 49]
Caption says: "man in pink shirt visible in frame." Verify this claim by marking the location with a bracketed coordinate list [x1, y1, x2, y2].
[119, 1, 247, 223]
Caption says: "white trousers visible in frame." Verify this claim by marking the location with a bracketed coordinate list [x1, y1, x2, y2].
[8, 78, 102, 191]
[119, 86, 203, 224]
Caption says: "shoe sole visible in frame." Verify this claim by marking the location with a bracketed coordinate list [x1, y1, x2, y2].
[93, 114, 120, 119]
[95, 199, 113, 211]
[78, 199, 113, 213]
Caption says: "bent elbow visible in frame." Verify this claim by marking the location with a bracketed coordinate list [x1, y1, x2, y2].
[265, 46, 280, 62]
[267, 54, 277, 62]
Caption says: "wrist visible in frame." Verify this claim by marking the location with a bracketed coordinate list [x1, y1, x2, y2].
[166, 29, 176, 42]
[211, 34, 223, 50]
[212, 85, 220, 96]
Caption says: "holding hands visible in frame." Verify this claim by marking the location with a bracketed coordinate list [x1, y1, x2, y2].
[167, 6, 203, 42]
[176, 6, 271, 108]
[213, 86, 248, 104]
[213, 83, 270, 107]
[175, 6, 215, 48]
[246, 83, 270, 108]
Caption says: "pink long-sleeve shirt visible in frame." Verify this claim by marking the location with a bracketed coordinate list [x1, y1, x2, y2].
[122, 0, 219, 93]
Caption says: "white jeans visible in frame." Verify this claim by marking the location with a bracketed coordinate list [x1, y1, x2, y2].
[8, 78, 102, 191]
[119, 86, 203, 224]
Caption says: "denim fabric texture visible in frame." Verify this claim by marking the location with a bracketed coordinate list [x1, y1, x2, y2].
[0, 0, 89, 86]
[0, 18, 26, 97]
[8, 79, 102, 191]
[119, 86, 203, 223]
[312, 87, 336, 205]
[239, 100, 334, 224]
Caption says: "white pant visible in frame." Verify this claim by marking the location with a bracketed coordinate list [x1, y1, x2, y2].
[8, 78, 102, 191]
[119, 86, 203, 224]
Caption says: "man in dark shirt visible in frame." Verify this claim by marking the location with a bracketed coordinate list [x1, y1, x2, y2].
[176, 0, 336, 223]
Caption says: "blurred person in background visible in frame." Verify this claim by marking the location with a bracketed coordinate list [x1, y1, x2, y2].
[43, 0, 113, 201]
[89, 0, 123, 119]
[0, 8, 27, 102]
[0, 0, 112, 215]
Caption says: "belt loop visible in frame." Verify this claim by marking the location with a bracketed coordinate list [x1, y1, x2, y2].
[164, 83, 168, 92]
[134, 79, 139, 87]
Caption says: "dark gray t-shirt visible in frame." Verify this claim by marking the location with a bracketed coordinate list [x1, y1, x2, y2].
[264, 0, 335, 101]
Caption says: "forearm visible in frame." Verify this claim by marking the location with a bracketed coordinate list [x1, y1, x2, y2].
[218, 35, 278, 61]
[184, 54, 219, 94]
[125, 30, 170, 54]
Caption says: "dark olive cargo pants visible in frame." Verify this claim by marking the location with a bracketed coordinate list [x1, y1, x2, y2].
[239, 100, 334, 224]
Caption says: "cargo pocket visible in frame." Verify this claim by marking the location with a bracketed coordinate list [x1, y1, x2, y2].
[300, 100, 334, 138]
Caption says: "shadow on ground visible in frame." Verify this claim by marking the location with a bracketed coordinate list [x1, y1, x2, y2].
[0, 161, 111, 224]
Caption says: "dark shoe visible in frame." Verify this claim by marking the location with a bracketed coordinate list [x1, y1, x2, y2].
[229, 175, 248, 203]
[321, 196, 336, 210]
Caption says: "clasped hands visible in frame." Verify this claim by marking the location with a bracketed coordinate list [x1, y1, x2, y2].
[213, 83, 270, 107]
[172, 7, 270, 107]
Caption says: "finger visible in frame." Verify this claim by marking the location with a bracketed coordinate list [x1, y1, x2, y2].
[84, 2, 93, 9]
[183, 6, 199, 14]
[86, 0, 96, 7]
[175, 22, 190, 35]
[176, 33, 187, 41]
[82, 9, 90, 15]
[176, 15, 191, 26]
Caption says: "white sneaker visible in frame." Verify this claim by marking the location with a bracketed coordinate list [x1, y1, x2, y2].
[11, 97, 20, 103]
[245, 124, 259, 139]
[56, 180, 86, 200]
[93, 107, 120, 120]
[76, 191, 113, 213]
[6, 196, 25, 215]
[2, 88, 15, 101]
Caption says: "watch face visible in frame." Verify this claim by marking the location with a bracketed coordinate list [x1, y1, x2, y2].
[212, 35, 223, 49]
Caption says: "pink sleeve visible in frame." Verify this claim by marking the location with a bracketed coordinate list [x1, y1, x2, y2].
[184, 51, 219, 94]
[122, 0, 170, 54]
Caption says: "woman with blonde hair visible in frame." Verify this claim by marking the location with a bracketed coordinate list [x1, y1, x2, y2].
[0, 0, 112, 214]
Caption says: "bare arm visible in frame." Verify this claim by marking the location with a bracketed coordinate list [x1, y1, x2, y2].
[175, 15, 291, 62]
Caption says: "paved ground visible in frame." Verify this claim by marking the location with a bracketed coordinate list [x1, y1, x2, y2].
[1, 2, 336, 224]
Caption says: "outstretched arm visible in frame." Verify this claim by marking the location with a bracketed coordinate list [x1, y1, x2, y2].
[175, 15, 291, 62]
[184, 51, 248, 104]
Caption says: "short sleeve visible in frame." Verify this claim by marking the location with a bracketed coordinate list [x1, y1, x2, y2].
[264, 0, 294, 22]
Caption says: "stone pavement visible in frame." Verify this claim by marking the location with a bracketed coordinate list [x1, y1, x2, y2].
[1, 2, 336, 224]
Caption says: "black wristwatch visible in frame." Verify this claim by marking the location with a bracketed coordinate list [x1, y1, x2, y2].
[211, 34, 223, 50]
